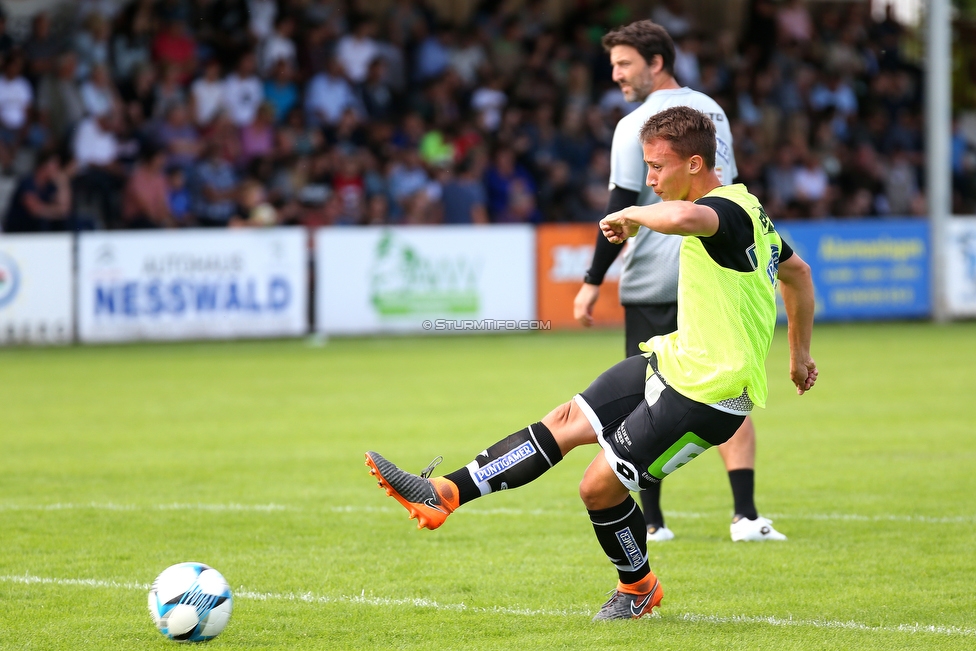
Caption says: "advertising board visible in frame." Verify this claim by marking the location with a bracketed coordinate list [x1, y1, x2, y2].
[315, 226, 536, 335]
[78, 229, 308, 342]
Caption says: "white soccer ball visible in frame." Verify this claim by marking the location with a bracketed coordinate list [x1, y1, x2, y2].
[148, 562, 233, 643]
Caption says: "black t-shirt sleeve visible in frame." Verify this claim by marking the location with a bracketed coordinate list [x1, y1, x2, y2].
[780, 237, 794, 263]
[694, 197, 758, 272]
[694, 196, 794, 270]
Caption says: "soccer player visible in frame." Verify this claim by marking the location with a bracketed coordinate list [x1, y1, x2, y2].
[366, 106, 817, 620]
[573, 20, 783, 542]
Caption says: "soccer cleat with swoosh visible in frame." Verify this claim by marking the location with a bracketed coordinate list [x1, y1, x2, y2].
[592, 575, 663, 621]
[365, 451, 460, 530]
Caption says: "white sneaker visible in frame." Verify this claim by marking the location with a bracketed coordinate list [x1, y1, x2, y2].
[646, 525, 675, 542]
[730, 516, 787, 542]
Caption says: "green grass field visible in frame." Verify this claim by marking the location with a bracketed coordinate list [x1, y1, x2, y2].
[1, 322, 975, 650]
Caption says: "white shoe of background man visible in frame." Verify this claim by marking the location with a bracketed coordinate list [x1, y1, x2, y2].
[646, 525, 676, 543]
[730, 515, 787, 541]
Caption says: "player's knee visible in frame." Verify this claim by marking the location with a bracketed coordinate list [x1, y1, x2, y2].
[579, 472, 621, 510]
[578, 475, 602, 510]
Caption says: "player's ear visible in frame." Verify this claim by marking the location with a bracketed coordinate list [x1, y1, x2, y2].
[688, 154, 704, 175]
[648, 53, 664, 74]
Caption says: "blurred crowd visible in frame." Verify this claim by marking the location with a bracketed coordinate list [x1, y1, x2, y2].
[0, 0, 952, 232]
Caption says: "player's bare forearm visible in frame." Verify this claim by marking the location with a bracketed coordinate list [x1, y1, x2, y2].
[777, 253, 817, 394]
[600, 201, 718, 243]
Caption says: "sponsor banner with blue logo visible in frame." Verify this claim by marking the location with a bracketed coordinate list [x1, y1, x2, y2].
[78, 229, 307, 342]
[315, 226, 535, 335]
[777, 220, 930, 321]
[0, 233, 74, 344]
[946, 217, 976, 317]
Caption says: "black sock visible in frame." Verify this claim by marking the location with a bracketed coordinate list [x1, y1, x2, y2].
[728, 468, 758, 520]
[444, 422, 563, 506]
[639, 482, 665, 529]
[589, 496, 650, 585]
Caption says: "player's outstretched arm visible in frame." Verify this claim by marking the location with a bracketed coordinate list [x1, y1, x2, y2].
[777, 253, 817, 394]
[601, 201, 719, 243]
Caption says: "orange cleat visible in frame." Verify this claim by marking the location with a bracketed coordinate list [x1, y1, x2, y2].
[592, 574, 664, 621]
[365, 451, 460, 530]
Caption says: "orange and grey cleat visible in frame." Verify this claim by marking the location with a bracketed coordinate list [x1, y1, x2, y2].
[365, 451, 460, 530]
[592, 574, 664, 621]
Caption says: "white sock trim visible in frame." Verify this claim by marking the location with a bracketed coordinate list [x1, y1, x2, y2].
[466, 458, 490, 496]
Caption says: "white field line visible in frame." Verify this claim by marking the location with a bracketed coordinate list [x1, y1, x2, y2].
[0, 503, 288, 512]
[1, 573, 973, 638]
[1, 502, 974, 525]
[672, 612, 976, 637]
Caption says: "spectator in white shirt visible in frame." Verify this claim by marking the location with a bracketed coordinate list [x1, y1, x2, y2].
[260, 14, 297, 75]
[80, 64, 119, 118]
[221, 51, 264, 127]
[0, 53, 32, 132]
[0, 53, 32, 172]
[190, 58, 226, 127]
[651, 0, 693, 39]
[72, 109, 126, 226]
[305, 57, 362, 127]
[448, 28, 488, 89]
[335, 17, 379, 84]
[73, 112, 119, 170]
[470, 74, 507, 132]
[248, 0, 277, 41]
[792, 152, 829, 205]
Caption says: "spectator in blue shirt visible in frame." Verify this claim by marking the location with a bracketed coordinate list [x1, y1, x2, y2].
[414, 23, 450, 82]
[165, 165, 192, 226]
[191, 142, 239, 226]
[441, 155, 488, 224]
[262, 59, 298, 123]
[3, 149, 73, 232]
[484, 145, 539, 223]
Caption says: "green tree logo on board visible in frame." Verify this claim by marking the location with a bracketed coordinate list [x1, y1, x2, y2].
[370, 231, 481, 316]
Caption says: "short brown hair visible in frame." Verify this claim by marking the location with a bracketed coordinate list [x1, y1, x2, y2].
[601, 20, 675, 77]
[638, 106, 716, 170]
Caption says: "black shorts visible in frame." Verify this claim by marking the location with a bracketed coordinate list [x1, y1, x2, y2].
[576, 354, 745, 492]
[624, 303, 678, 357]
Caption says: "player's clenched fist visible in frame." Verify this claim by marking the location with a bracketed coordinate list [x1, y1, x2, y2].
[600, 210, 639, 244]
